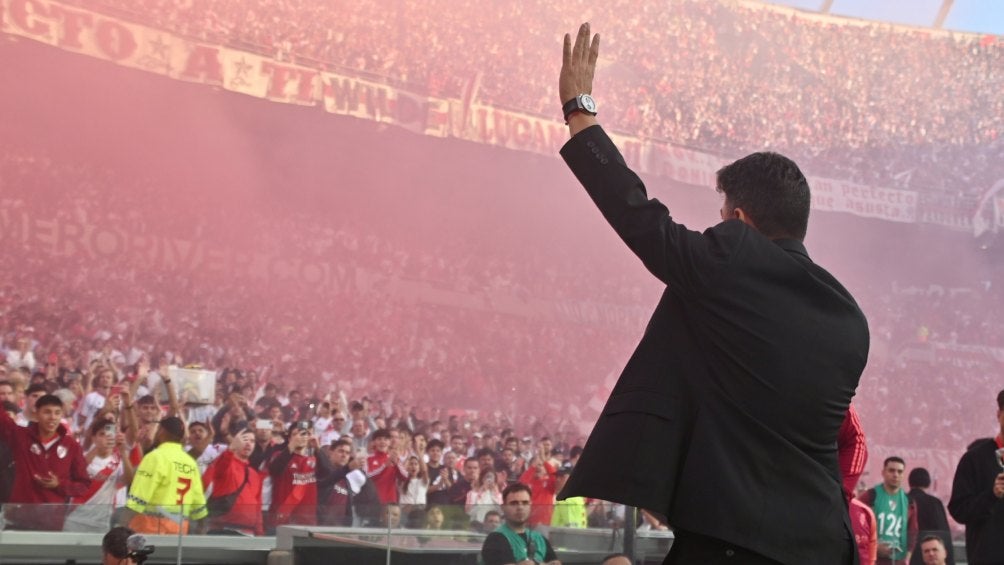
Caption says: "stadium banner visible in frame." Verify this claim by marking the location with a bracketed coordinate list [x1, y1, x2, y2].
[321, 73, 451, 137]
[972, 178, 1004, 237]
[0, 0, 941, 227]
[808, 177, 918, 223]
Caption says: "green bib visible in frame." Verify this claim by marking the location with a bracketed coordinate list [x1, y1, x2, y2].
[496, 523, 547, 563]
[872, 485, 909, 561]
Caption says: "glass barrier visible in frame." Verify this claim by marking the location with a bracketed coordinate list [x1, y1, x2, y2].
[0, 502, 671, 564]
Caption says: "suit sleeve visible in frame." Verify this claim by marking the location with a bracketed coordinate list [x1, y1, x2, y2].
[948, 449, 999, 525]
[560, 125, 737, 293]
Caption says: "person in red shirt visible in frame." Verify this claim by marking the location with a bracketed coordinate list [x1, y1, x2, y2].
[367, 428, 407, 504]
[839, 405, 877, 565]
[519, 447, 557, 527]
[267, 420, 330, 532]
[203, 423, 264, 535]
[0, 393, 90, 530]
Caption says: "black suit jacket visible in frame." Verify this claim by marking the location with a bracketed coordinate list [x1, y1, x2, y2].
[908, 488, 954, 565]
[948, 438, 1004, 565]
[557, 126, 869, 565]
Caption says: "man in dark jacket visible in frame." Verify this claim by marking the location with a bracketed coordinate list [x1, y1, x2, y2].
[907, 467, 953, 565]
[948, 389, 1004, 565]
[557, 23, 869, 565]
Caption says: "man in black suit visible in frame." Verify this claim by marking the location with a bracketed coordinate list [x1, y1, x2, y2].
[947, 389, 1004, 565]
[907, 468, 954, 565]
[555, 24, 870, 565]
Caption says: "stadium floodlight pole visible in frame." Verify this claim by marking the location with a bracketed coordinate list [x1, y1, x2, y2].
[933, 0, 955, 29]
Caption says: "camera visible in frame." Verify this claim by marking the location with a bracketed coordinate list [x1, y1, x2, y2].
[126, 534, 155, 564]
[103, 424, 117, 436]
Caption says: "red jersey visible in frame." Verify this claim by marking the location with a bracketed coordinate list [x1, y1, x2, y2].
[849, 497, 878, 565]
[267, 449, 318, 528]
[203, 450, 264, 535]
[367, 451, 406, 504]
[838, 405, 867, 498]
[520, 462, 557, 527]
[0, 409, 90, 530]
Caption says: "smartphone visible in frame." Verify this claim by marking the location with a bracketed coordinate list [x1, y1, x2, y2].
[110, 385, 123, 397]
[103, 424, 117, 435]
[256, 419, 272, 431]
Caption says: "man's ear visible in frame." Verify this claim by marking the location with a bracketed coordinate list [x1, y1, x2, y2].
[732, 207, 757, 229]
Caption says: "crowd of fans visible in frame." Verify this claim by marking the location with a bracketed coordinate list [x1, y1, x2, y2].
[71, 0, 1004, 199]
[1, 0, 1002, 540]
[0, 140, 1002, 537]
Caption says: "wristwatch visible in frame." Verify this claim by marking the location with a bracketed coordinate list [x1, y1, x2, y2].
[562, 94, 597, 123]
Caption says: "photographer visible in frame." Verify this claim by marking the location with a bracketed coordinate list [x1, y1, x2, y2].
[102, 526, 154, 565]
[481, 483, 561, 565]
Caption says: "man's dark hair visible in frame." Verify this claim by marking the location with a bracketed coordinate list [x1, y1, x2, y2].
[35, 394, 63, 410]
[2, 400, 19, 414]
[227, 420, 250, 437]
[502, 482, 533, 502]
[601, 554, 631, 565]
[997, 388, 1004, 411]
[883, 456, 906, 468]
[0, 379, 10, 389]
[159, 416, 186, 442]
[475, 447, 495, 459]
[920, 534, 945, 548]
[136, 394, 157, 406]
[427, 439, 445, 450]
[569, 445, 584, 458]
[716, 151, 811, 241]
[102, 526, 135, 558]
[25, 383, 47, 396]
[484, 510, 502, 520]
[908, 467, 931, 489]
[371, 428, 392, 441]
[188, 421, 210, 432]
[89, 418, 118, 437]
[330, 438, 353, 451]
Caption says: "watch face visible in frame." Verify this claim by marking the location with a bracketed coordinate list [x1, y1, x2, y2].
[579, 94, 597, 113]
